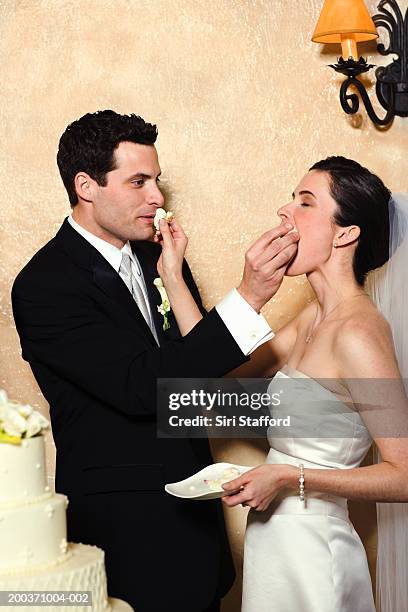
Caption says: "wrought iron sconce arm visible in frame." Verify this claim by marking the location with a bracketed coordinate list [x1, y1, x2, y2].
[329, 0, 408, 127]
[336, 63, 396, 125]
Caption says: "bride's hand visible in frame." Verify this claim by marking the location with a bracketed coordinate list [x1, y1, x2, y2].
[221, 464, 297, 512]
[155, 218, 188, 285]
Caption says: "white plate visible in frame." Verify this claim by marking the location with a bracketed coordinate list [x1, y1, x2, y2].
[165, 462, 252, 500]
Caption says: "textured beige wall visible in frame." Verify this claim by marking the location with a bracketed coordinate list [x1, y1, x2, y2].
[1, 0, 407, 609]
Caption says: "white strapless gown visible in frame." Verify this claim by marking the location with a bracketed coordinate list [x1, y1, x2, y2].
[242, 366, 376, 612]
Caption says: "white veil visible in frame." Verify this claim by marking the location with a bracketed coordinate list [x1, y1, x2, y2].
[366, 192, 408, 612]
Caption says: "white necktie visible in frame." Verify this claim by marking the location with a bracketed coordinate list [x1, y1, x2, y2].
[119, 253, 159, 343]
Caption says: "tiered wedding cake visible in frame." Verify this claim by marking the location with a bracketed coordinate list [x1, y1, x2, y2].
[0, 391, 132, 611]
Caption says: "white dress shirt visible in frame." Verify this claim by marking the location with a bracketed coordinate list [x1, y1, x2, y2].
[67, 216, 274, 356]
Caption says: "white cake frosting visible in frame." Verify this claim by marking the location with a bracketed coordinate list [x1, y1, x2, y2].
[0, 544, 110, 611]
[0, 493, 69, 573]
[0, 435, 49, 505]
[0, 434, 132, 612]
[0, 436, 69, 574]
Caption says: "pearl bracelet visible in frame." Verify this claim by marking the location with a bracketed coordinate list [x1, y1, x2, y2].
[299, 463, 305, 502]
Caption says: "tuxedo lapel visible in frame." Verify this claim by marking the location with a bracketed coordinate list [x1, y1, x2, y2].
[56, 220, 157, 347]
[92, 254, 156, 345]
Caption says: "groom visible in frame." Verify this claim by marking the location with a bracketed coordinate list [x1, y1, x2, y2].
[12, 110, 298, 611]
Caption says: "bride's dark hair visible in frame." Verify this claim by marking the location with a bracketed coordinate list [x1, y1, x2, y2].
[310, 156, 391, 286]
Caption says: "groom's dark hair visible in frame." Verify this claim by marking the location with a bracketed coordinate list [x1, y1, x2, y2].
[310, 156, 391, 286]
[57, 110, 158, 207]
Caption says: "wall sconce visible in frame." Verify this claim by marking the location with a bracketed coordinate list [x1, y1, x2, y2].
[312, 0, 408, 126]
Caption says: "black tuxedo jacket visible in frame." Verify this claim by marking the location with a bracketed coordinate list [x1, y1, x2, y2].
[12, 219, 248, 612]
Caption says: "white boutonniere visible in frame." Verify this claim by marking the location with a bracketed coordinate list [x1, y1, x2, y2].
[153, 277, 171, 331]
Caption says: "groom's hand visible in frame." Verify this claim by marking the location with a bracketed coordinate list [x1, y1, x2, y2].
[237, 223, 299, 312]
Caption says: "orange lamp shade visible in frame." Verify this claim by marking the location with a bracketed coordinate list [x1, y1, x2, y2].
[312, 0, 378, 60]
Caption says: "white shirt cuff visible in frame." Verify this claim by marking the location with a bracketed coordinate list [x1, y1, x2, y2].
[215, 288, 274, 356]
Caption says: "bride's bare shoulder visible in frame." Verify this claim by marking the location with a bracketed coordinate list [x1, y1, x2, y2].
[335, 300, 400, 378]
[339, 299, 393, 344]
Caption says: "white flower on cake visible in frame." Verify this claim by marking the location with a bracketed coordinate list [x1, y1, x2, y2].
[25, 411, 49, 438]
[0, 390, 49, 445]
[17, 404, 33, 418]
[2, 407, 27, 438]
[0, 402, 7, 422]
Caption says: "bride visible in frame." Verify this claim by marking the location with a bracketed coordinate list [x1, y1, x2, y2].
[157, 156, 408, 611]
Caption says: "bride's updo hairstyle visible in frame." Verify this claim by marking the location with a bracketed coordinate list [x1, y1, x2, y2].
[310, 156, 391, 286]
